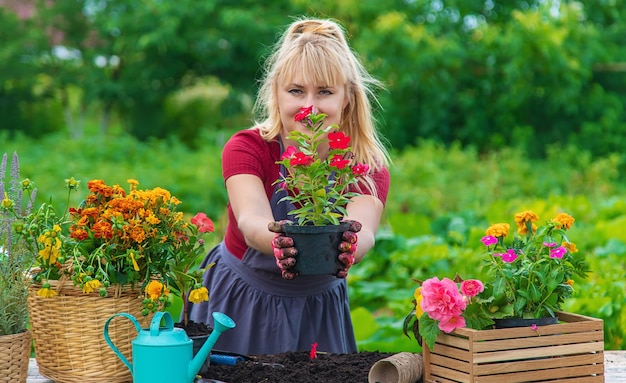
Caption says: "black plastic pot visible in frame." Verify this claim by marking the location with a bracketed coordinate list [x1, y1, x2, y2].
[282, 222, 350, 275]
[493, 316, 558, 329]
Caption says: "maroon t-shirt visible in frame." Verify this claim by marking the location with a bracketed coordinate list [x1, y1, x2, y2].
[221, 128, 390, 259]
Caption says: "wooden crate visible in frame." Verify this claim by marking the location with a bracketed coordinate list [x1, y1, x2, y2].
[423, 311, 604, 383]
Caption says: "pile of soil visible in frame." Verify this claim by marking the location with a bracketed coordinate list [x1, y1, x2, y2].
[199, 350, 423, 383]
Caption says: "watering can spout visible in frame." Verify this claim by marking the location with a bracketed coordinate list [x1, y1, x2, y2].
[188, 312, 236, 380]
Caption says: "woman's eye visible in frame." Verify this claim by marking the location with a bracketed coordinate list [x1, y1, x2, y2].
[289, 89, 302, 94]
[320, 89, 332, 95]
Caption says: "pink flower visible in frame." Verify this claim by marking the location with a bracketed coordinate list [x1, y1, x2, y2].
[438, 315, 466, 333]
[550, 246, 567, 259]
[460, 279, 484, 297]
[531, 324, 538, 331]
[295, 106, 313, 122]
[501, 249, 519, 263]
[191, 212, 215, 233]
[543, 242, 557, 247]
[281, 146, 297, 160]
[420, 277, 467, 321]
[328, 131, 350, 150]
[481, 235, 498, 246]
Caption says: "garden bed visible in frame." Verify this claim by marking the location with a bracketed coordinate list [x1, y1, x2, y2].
[200, 350, 421, 383]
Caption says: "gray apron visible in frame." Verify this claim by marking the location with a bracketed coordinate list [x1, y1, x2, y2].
[188, 162, 357, 355]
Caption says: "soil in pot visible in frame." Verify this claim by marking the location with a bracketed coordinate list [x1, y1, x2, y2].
[199, 350, 424, 383]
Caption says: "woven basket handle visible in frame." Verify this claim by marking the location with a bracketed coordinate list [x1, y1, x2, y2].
[103, 313, 142, 372]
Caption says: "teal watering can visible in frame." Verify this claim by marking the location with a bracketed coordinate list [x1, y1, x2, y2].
[104, 311, 235, 383]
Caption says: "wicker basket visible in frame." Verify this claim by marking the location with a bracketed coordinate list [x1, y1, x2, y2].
[27, 279, 151, 383]
[0, 330, 31, 383]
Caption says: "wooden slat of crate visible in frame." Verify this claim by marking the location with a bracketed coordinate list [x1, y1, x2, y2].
[423, 311, 605, 383]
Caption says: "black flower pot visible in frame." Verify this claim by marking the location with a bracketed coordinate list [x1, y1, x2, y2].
[493, 316, 558, 329]
[282, 222, 350, 275]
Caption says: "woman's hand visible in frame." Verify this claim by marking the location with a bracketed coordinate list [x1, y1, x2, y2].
[336, 220, 361, 278]
[268, 220, 299, 280]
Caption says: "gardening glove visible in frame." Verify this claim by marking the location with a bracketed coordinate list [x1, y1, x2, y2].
[268, 220, 299, 280]
[336, 220, 362, 279]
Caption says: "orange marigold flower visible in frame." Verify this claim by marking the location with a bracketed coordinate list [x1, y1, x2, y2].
[485, 223, 510, 238]
[92, 221, 113, 239]
[553, 212, 575, 230]
[514, 210, 539, 229]
[518, 222, 537, 235]
[145, 280, 167, 300]
[564, 242, 578, 253]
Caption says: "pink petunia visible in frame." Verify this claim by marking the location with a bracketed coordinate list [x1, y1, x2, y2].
[460, 279, 484, 297]
[481, 235, 498, 246]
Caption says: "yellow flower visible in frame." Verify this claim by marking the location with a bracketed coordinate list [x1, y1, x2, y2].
[565, 279, 575, 286]
[36, 287, 58, 298]
[145, 280, 167, 300]
[553, 212, 575, 230]
[413, 287, 424, 319]
[129, 251, 140, 271]
[1, 192, 12, 209]
[485, 223, 510, 238]
[188, 287, 209, 304]
[514, 210, 539, 234]
[82, 279, 101, 294]
[564, 242, 578, 253]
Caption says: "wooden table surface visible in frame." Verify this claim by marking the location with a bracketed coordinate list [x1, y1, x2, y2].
[27, 351, 626, 382]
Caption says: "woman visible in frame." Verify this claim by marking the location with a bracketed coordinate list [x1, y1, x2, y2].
[189, 17, 391, 355]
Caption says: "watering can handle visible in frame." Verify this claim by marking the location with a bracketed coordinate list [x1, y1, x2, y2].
[103, 313, 143, 372]
[150, 311, 174, 336]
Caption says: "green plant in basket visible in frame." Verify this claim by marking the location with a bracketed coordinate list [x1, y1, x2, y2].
[404, 210, 590, 350]
[0, 152, 36, 336]
[16, 176, 215, 325]
[274, 105, 371, 226]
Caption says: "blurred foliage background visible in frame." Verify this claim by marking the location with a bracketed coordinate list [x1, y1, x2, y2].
[2, 0, 626, 352]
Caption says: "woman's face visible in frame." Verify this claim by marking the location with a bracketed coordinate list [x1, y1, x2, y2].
[277, 77, 348, 140]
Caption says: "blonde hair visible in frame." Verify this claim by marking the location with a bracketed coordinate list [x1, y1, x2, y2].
[255, 18, 391, 177]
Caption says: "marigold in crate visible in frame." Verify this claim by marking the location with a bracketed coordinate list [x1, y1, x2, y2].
[12, 178, 215, 324]
[404, 209, 590, 351]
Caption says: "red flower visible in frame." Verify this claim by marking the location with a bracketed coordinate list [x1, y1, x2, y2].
[290, 152, 314, 166]
[191, 212, 215, 233]
[328, 131, 350, 150]
[294, 106, 313, 122]
[281, 146, 297, 160]
[329, 154, 350, 170]
[351, 163, 370, 176]
[309, 342, 318, 360]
